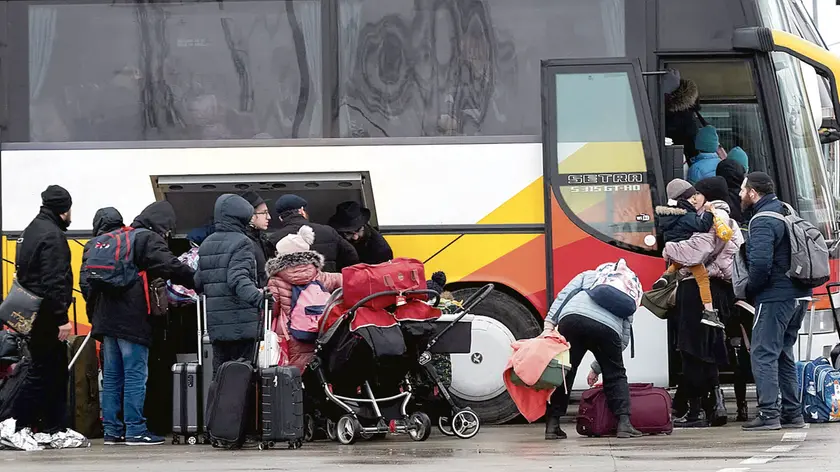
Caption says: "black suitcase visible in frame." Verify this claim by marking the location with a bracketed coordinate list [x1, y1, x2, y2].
[206, 359, 253, 448]
[205, 297, 269, 449]
[258, 312, 304, 451]
[171, 296, 207, 445]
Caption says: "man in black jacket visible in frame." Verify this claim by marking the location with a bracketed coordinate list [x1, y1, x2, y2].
[269, 194, 359, 272]
[11, 185, 74, 434]
[239, 191, 273, 286]
[195, 194, 264, 375]
[328, 201, 393, 264]
[84, 201, 195, 446]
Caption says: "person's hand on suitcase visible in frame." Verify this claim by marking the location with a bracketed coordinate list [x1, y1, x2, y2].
[587, 370, 600, 387]
[58, 322, 72, 342]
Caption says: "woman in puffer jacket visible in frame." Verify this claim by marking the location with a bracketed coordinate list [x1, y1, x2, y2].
[666, 176, 743, 428]
[265, 225, 342, 371]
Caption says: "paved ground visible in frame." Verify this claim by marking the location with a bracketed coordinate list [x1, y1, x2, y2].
[2, 422, 837, 472]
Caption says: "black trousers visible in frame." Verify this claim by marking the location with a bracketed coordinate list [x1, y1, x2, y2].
[680, 352, 719, 397]
[12, 319, 69, 433]
[211, 340, 257, 378]
[548, 315, 631, 418]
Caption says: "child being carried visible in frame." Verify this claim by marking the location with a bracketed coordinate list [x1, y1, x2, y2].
[653, 178, 734, 329]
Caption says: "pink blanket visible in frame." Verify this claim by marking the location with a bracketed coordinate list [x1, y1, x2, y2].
[503, 332, 571, 422]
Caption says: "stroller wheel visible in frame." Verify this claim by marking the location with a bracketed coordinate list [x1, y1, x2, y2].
[452, 409, 480, 439]
[437, 417, 455, 436]
[408, 412, 432, 442]
[326, 419, 338, 442]
[304, 414, 316, 442]
[336, 415, 361, 445]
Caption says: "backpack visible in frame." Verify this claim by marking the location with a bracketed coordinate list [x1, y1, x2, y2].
[731, 244, 750, 300]
[796, 357, 840, 423]
[81, 227, 147, 288]
[749, 202, 830, 289]
[585, 259, 642, 319]
[287, 281, 331, 343]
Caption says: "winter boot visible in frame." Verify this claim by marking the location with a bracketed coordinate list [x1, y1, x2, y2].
[674, 397, 708, 428]
[700, 309, 725, 329]
[616, 415, 642, 438]
[709, 386, 727, 427]
[736, 401, 749, 422]
[544, 416, 567, 440]
[672, 388, 688, 419]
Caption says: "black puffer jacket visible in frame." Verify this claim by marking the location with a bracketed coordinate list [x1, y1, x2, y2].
[88, 202, 195, 347]
[269, 214, 359, 272]
[196, 195, 263, 343]
[79, 207, 124, 315]
[352, 226, 393, 264]
[15, 207, 73, 333]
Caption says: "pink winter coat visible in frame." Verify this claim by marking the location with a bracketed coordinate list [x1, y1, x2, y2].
[662, 200, 744, 281]
[265, 251, 342, 320]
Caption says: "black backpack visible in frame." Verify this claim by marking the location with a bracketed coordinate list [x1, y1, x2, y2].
[81, 228, 147, 288]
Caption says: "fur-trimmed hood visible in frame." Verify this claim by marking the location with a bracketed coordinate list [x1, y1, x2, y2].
[667, 79, 699, 112]
[266, 251, 324, 277]
[655, 205, 688, 217]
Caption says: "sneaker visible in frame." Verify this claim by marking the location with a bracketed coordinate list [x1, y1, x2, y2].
[781, 416, 807, 429]
[700, 309, 725, 329]
[742, 415, 781, 431]
[126, 432, 165, 446]
[103, 435, 125, 446]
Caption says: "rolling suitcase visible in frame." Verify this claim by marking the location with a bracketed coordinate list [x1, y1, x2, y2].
[577, 383, 673, 437]
[205, 296, 269, 449]
[258, 305, 304, 450]
[171, 296, 207, 445]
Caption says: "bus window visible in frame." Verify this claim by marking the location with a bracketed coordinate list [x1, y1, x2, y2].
[12, 1, 323, 143]
[665, 60, 772, 176]
[550, 67, 657, 250]
[337, 0, 625, 138]
[772, 52, 838, 240]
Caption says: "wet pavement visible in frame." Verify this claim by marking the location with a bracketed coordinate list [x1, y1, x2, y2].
[2, 422, 837, 472]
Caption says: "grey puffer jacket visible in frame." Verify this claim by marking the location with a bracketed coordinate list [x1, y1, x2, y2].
[195, 195, 264, 343]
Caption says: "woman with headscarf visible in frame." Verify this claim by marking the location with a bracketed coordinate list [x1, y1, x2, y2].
[716, 158, 747, 224]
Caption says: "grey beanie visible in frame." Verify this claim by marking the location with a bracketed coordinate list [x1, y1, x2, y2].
[666, 178, 696, 201]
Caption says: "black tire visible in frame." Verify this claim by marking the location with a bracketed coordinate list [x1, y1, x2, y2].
[449, 288, 540, 425]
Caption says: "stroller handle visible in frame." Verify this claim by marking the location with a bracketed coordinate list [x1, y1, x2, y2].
[346, 289, 441, 314]
[426, 283, 495, 350]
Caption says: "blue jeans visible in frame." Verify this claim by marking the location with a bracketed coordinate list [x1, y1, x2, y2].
[751, 299, 807, 420]
[102, 337, 150, 438]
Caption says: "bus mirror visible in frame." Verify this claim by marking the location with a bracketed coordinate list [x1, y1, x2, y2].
[732, 27, 774, 53]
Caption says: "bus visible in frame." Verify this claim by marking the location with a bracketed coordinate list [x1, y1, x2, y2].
[2, 0, 840, 425]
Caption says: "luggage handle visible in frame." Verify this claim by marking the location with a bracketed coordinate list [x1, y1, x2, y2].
[197, 295, 206, 367]
[67, 331, 93, 372]
[826, 283, 840, 342]
[256, 291, 271, 367]
[346, 289, 441, 313]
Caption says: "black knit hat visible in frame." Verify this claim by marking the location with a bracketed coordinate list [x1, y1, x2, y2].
[745, 171, 775, 195]
[41, 185, 72, 214]
[694, 176, 729, 203]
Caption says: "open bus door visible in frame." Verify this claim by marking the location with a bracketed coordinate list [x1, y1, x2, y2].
[540, 58, 668, 389]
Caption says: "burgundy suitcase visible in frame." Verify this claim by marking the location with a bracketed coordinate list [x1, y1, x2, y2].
[576, 383, 672, 437]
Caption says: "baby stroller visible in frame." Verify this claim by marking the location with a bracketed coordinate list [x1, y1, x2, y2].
[404, 283, 494, 439]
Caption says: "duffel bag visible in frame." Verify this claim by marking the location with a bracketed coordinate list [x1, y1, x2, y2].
[342, 258, 426, 309]
[577, 383, 672, 437]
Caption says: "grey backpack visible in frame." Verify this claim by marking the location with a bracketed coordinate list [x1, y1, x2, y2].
[749, 202, 830, 289]
[732, 243, 750, 300]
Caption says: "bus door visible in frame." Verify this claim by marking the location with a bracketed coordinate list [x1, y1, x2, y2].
[540, 58, 668, 388]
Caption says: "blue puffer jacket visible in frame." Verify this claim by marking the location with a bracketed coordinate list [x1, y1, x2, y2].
[655, 199, 714, 243]
[195, 195, 264, 342]
[746, 194, 812, 303]
[687, 152, 719, 184]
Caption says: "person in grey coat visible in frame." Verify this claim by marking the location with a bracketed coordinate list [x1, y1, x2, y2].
[541, 262, 641, 441]
[195, 194, 265, 376]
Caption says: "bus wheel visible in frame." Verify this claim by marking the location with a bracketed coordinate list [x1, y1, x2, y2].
[448, 288, 540, 425]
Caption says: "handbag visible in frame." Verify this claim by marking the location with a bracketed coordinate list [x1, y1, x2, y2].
[0, 278, 43, 336]
[640, 278, 678, 320]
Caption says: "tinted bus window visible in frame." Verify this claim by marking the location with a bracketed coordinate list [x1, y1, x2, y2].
[12, 1, 322, 143]
[337, 0, 625, 138]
